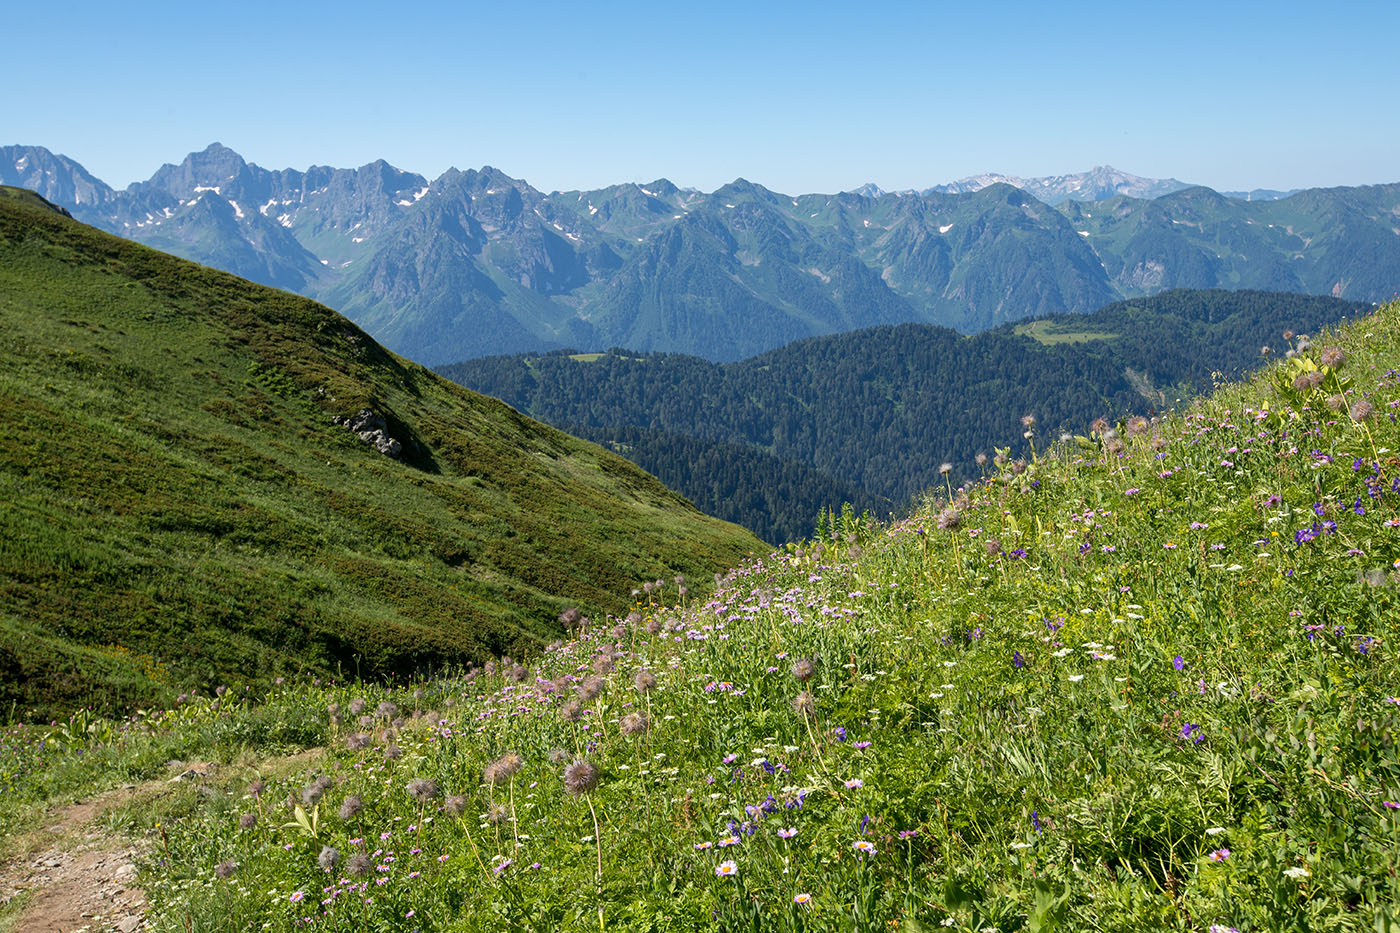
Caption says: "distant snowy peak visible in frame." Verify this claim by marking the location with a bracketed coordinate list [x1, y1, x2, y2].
[921, 166, 1193, 204]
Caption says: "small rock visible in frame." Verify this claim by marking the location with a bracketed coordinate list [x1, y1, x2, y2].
[116, 919, 141, 933]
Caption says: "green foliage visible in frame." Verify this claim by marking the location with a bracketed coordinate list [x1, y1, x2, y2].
[443, 289, 1368, 541]
[0, 196, 759, 721]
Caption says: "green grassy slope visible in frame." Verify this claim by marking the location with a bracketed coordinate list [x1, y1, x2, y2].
[0, 191, 760, 721]
[5, 300, 1395, 930]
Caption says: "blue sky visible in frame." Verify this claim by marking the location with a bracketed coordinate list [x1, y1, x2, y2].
[9, 0, 1397, 194]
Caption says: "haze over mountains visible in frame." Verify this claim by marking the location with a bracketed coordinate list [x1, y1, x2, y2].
[5, 143, 1398, 366]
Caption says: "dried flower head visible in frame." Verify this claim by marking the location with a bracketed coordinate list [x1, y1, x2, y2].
[376, 701, 398, 721]
[634, 669, 657, 692]
[559, 607, 583, 630]
[1126, 416, 1149, 437]
[1320, 346, 1345, 368]
[560, 700, 583, 723]
[407, 778, 440, 802]
[238, 811, 258, 830]
[1326, 394, 1347, 411]
[318, 845, 341, 871]
[248, 779, 266, 797]
[792, 690, 817, 717]
[791, 658, 816, 683]
[645, 618, 662, 634]
[302, 776, 333, 807]
[487, 801, 510, 825]
[1091, 417, 1109, 434]
[984, 537, 1003, 557]
[548, 747, 570, 766]
[1021, 413, 1036, 429]
[338, 795, 364, 820]
[563, 760, 600, 795]
[1350, 399, 1375, 422]
[975, 452, 989, 468]
[383, 744, 402, 761]
[591, 654, 614, 675]
[938, 462, 953, 476]
[215, 859, 238, 879]
[345, 732, 371, 751]
[485, 752, 525, 784]
[619, 712, 648, 736]
[505, 664, 529, 683]
[444, 795, 469, 817]
[577, 676, 605, 703]
[625, 610, 643, 627]
[347, 853, 373, 877]
[936, 507, 961, 531]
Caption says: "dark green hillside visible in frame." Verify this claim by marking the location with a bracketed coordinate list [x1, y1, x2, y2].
[445, 290, 1370, 541]
[0, 193, 760, 721]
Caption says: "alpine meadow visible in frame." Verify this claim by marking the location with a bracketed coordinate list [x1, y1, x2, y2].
[1, 182, 1398, 930]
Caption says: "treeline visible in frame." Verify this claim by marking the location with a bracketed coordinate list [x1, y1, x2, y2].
[442, 289, 1372, 542]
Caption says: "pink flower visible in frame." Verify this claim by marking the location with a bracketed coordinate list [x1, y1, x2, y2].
[1209, 848, 1231, 862]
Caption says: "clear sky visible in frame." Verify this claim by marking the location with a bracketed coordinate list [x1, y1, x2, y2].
[9, 0, 1397, 195]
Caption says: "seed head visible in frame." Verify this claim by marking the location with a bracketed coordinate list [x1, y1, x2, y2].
[338, 795, 364, 820]
[1091, 417, 1109, 434]
[345, 732, 370, 751]
[238, 811, 258, 830]
[383, 744, 402, 761]
[938, 462, 953, 476]
[376, 701, 398, 721]
[619, 712, 648, 736]
[563, 760, 600, 796]
[791, 658, 816, 683]
[1350, 399, 1375, 422]
[1326, 394, 1347, 411]
[215, 859, 238, 880]
[487, 801, 509, 824]
[1021, 413, 1036, 429]
[560, 700, 583, 723]
[1126, 416, 1148, 437]
[302, 776, 333, 807]
[984, 538, 1003, 557]
[792, 690, 816, 717]
[634, 669, 657, 692]
[347, 853, 373, 877]
[485, 752, 524, 784]
[407, 778, 440, 802]
[577, 676, 605, 703]
[975, 452, 989, 468]
[444, 795, 469, 817]
[1320, 346, 1345, 368]
[318, 846, 341, 871]
[936, 507, 961, 530]
[591, 654, 614, 674]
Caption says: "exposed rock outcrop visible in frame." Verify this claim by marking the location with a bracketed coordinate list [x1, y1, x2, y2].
[332, 409, 402, 458]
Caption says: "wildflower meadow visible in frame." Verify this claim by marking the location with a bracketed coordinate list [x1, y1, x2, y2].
[4, 304, 1400, 931]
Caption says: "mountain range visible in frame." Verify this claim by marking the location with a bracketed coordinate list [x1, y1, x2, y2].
[5, 144, 1397, 365]
[855, 164, 1300, 204]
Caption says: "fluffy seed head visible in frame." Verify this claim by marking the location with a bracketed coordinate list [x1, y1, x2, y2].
[1126, 416, 1149, 437]
[791, 658, 816, 683]
[1091, 417, 1109, 434]
[560, 700, 582, 722]
[215, 859, 238, 879]
[620, 712, 648, 736]
[376, 701, 398, 720]
[1326, 394, 1347, 411]
[383, 744, 402, 761]
[577, 676, 605, 703]
[938, 462, 953, 476]
[238, 811, 258, 830]
[564, 760, 600, 795]
[318, 846, 341, 871]
[1351, 399, 1375, 422]
[548, 747, 570, 766]
[486, 752, 525, 784]
[975, 452, 989, 468]
[407, 778, 440, 802]
[338, 795, 364, 820]
[1320, 346, 1345, 368]
[792, 690, 816, 717]
[444, 795, 469, 817]
[347, 853, 373, 877]
[487, 802, 509, 824]
[345, 732, 371, 751]
[634, 669, 657, 692]
[936, 508, 961, 531]
[591, 654, 614, 674]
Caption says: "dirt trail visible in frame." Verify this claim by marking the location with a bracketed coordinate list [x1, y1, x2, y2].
[1, 750, 321, 932]
[0, 780, 157, 932]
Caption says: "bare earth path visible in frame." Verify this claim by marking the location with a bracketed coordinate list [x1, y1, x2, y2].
[1, 749, 322, 932]
[0, 781, 155, 933]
